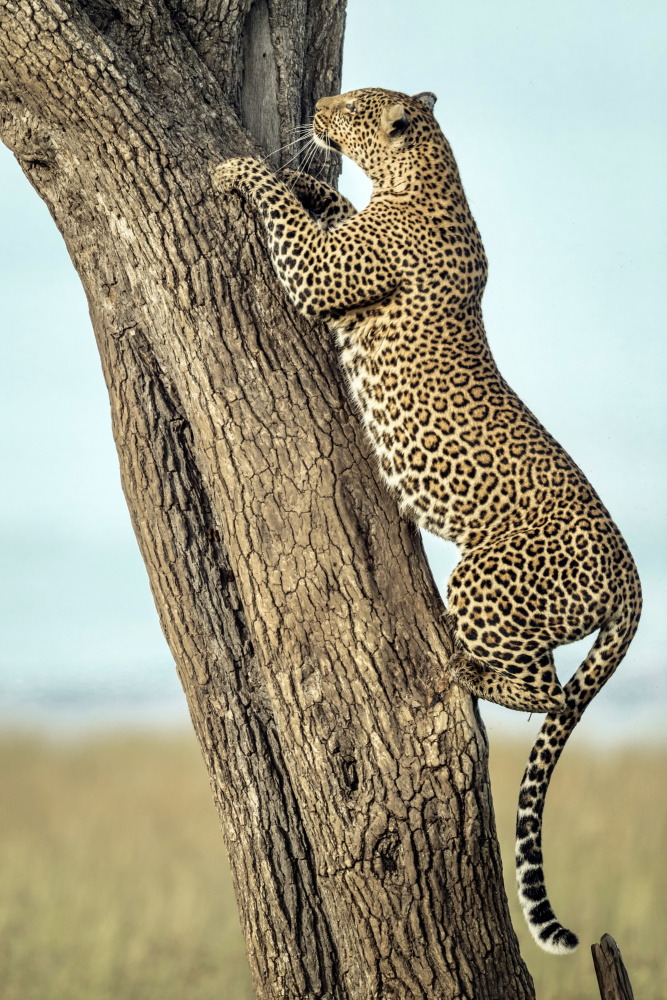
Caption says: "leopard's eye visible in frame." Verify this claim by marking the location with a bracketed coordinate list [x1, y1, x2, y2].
[345, 102, 357, 113]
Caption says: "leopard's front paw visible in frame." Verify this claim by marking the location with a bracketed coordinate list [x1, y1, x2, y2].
[277, 167, 301, 186]
[211, 157, 262, 196]
[276, 168, 317, 211]
[212, 158, 245, 195]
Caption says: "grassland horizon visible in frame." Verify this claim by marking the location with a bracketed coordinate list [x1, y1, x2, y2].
[0, 729, 664, 1000]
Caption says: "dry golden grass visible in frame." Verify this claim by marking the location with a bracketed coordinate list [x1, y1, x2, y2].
[0, 730, 663, 999]
[0, 734, 253, 1000]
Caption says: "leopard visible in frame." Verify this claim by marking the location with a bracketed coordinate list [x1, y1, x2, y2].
[213, 87, 642, 955]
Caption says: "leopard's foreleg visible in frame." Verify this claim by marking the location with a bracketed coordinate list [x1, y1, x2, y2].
[212, 157, 399, 317]
[278, 169, 357, 230]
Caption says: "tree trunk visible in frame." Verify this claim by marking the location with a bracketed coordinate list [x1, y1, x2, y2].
[0, 2, 535, 997]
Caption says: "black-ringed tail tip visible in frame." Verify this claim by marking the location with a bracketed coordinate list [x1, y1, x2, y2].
[516, 806, 579, 955]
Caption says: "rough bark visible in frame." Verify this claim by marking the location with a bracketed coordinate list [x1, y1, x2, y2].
[0, 2, 536, 997]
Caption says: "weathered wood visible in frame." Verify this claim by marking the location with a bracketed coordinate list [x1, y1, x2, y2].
[0, 2, 536, 997]
[591, 934, 635, 1000]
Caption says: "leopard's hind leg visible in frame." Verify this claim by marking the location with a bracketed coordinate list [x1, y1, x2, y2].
[445, 548, 571, 714]
[451, 649, 565, 714]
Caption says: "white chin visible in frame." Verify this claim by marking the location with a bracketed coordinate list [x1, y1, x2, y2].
[313, 134, 330, 150]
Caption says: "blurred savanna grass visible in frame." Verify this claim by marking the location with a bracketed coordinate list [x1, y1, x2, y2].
[0, 731, 664, 1000]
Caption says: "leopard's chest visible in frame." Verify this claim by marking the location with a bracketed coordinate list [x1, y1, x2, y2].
[334, 317, 387, 422]
[332, 316, 464, 541]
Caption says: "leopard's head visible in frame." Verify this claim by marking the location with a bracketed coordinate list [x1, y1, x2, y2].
[313, 88, 439, 182]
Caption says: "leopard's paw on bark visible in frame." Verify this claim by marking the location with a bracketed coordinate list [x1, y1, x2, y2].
[212, 158, 256, 194]
[212, 161, 239, 194]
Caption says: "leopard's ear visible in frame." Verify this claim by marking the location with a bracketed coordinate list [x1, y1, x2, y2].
[381, 103, 409, 137]
[412, 91, 437, 111]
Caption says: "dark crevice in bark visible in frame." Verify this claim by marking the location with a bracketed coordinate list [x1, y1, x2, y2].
[112, 332, 347, 995]
[241, 0, 280, 165]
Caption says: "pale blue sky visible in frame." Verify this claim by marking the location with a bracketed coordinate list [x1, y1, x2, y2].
[0, 0, 665, 737]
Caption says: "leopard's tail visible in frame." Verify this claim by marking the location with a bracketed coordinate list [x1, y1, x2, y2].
[515, 588, 641, 955]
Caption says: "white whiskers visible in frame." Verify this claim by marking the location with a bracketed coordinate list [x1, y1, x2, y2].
[260, 117, 332, 190]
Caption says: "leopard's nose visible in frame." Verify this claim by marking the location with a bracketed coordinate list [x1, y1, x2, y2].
[315, 96, 336, 112]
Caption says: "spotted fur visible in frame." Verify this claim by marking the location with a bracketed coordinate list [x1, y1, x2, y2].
[213, 88, 642, 954]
